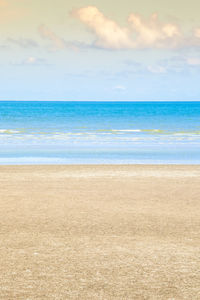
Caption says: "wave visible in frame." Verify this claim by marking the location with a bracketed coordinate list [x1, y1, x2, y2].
[111, 129, 142, 132]
[99, 129, 200, 135]
[1, 128, 200, 137]
[0, 129, 22, 134]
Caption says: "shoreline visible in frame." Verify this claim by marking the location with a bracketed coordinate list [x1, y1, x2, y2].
[1, 163, 200, 166]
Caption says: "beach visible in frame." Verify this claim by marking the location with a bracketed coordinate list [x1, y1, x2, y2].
[0, 165, 199, 299]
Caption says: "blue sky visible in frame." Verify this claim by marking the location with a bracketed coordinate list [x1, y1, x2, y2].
[1, 0, 200, 100]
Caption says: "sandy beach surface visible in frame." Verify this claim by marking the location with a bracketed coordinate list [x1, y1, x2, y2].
[0, 165, 200, 299]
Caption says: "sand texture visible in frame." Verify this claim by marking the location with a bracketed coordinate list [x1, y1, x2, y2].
[0, 165, 200, 299]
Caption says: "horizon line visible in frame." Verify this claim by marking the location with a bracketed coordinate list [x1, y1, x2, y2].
[0, 100, 200, 102]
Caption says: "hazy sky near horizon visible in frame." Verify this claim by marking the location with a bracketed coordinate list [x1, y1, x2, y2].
[1, 0, 200, 100]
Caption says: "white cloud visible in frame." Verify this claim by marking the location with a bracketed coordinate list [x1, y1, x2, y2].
[25, 57, 40, 64]
[74, 6, 182, 49]
[113, 85, 126, 91]
[128, 13, 180, 48]
[13, 57, 48, 66]
[73, 6, 134, 49]
[147, 65, 167, 74]
[26, 56, 36, 64]
[194, 28, 200, 39]
[187, 57, 200, 66]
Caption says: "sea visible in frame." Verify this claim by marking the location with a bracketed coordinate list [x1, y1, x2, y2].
[0, 101, 200, 164]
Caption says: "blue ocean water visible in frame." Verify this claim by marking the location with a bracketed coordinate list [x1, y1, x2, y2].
[0, 101, 200, 164]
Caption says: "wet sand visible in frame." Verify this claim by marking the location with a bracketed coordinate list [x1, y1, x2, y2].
[0, 165, 200, 299]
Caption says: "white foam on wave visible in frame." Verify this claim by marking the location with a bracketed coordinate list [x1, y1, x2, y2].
[0, 129, 21, 134]
[111, 129, 142, 132]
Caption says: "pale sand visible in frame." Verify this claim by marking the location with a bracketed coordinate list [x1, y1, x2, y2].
[0, 165, 200, 299]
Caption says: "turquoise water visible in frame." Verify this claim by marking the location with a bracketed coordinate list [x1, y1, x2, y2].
[0, 101, 200, 164]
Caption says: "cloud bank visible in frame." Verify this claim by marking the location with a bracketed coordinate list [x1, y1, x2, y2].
[73, 6, 134, 49]
[73, 6, 200, 50]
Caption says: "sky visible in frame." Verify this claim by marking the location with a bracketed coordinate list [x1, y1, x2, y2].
[1, 0, 200, 101]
